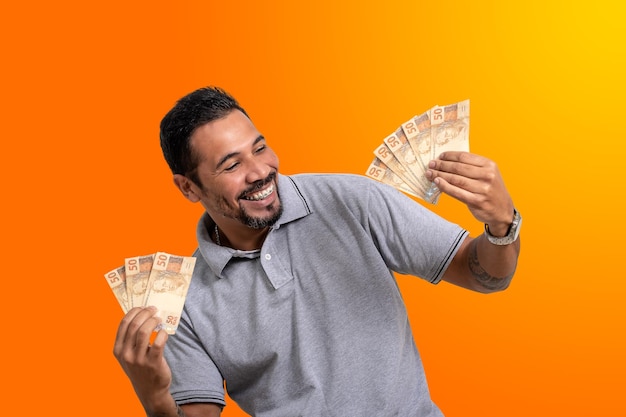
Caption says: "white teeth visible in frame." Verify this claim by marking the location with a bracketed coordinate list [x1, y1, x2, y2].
[245, 184, 274, 201]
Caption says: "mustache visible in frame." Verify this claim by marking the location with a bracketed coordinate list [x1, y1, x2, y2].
[238, 171, 276, 199]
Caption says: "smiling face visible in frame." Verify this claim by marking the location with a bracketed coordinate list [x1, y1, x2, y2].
[175, 109, 282, 231]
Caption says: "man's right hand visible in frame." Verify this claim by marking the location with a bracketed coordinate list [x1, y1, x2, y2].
[113, 306, 177, 415]
[114, 307, 223, 416]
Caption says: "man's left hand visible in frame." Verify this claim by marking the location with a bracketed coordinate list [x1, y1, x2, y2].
[426, 151, 514, 234]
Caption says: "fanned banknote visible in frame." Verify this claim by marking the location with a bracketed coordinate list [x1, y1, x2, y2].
[104, 266, 130, 313]
[366, 99, 470, 204]
[143, 252, 196, 334]
[104, 251, 196, 334]
[365, 157, 421, 199]
[426, 100, 470, 199]
[383, 127, 430, 195]
[125, 253, 155, 309]
[373, 141, 424, 193]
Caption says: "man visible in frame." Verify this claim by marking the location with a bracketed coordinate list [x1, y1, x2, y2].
[114, 87, 521, 417]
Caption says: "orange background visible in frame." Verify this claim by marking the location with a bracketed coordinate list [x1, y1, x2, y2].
[2, 1, 625, 416]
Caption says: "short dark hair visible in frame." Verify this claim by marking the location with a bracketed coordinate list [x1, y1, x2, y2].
[159, 86, 248, 185]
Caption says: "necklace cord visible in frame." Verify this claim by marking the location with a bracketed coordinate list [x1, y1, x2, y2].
[214, 224, 221, 246]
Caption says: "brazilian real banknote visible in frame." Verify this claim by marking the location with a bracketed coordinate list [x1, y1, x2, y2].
[104, 251, 196, 334]
[366, 99, 470, 204]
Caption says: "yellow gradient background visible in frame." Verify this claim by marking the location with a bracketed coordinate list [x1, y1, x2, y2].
[2, 1, 624, 416]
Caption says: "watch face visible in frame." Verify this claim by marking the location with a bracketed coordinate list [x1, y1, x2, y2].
[512, 213, 522, 239]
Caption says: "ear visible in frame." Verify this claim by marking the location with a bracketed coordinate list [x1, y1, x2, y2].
[173, 174, 202, 203]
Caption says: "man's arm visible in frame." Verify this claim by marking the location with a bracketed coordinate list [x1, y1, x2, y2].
[426, 152, 521, 293]
[440, 232, 520, 293]
[179, 403, 222, 417]
[140, 400, 222, 417]
[113, 307, 222, 417]
[139, 401, 222, 417]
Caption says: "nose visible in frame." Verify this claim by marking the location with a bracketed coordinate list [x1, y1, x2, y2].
[245, 157, 271, 184]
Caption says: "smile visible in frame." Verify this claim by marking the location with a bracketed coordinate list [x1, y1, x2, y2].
[241, 183, 275, 201]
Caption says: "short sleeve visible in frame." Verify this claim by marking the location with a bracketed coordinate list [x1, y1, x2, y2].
[365, 179, 468, 283]
[164, 311, 226, 407]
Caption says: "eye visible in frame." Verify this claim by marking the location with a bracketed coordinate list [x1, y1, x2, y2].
[224, 162, 240, 172]
[254, 144, 267, 154]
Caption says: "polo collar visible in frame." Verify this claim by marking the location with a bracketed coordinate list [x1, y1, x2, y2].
[196, 174, 312, 278]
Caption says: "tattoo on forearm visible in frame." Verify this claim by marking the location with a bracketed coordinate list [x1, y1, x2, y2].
[468, 241, 513, 291]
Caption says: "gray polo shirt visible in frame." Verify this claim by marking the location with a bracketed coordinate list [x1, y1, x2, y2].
[165, 173, 467, 416]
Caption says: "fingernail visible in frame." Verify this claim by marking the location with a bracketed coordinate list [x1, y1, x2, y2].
[428, 160, 436, 168]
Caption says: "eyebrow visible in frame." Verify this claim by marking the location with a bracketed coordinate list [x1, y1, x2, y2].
[215, 135, 265, 170]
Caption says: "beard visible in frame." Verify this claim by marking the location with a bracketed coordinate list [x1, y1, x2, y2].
[202, 171, 284, 230]
[200, 170, 277, 229]
[236, 171, 283, 229]
[238, 200, 283, 229]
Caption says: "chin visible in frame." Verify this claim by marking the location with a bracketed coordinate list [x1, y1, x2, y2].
[241, 202, 283, 229]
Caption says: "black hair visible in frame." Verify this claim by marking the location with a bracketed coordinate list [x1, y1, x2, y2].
[159, 86, 248, 185]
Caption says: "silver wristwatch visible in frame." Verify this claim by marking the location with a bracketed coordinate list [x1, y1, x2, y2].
[484, 208, 522, 245]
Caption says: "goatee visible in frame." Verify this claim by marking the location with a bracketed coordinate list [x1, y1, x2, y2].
[238, 171, 282, 229]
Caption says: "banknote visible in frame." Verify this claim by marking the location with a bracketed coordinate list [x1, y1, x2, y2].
[143, 252, 196, 334]
[366, 99, 470, 204]
[426, 99, 470, 198]
[104, 266, 130, 313]
[383, 127, 430, 194]
[374, 141, 425, 195]
[104, 251, 197, 334]
[125, 253, 155, 309]
[401, 109, 433, 180]
[365, 157, 420, 199]
[430, 99, 470, 157]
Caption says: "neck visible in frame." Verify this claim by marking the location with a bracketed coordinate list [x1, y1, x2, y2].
[214, 222, 269, 251]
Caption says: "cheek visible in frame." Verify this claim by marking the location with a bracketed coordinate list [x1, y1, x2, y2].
[267, 149, 280, 168]
[213, 181, 243, 207]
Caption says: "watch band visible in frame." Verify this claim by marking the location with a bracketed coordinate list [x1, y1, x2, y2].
[484, 208, 522, 245]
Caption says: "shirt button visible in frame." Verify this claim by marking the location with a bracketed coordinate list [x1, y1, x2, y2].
[265, 254, 272, 260]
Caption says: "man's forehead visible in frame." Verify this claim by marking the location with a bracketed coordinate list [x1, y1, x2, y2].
[189, 113, 262, 170]
[192, 112, 258, 146]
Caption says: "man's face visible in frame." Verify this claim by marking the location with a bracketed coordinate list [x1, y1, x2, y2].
[188, 110, 281, 229]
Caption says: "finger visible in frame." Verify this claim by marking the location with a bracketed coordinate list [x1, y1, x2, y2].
[114, 306, 158, 356]
[114, 307, 150, 355]
[118, 315, 162, 367]
[133, 314, 163, 353]
[426, 165, 490, 197]
[427, 160, 483, 181]
[431, 175, 477, 205]
[437, 151, 489, 167]
[429, 154, 501, 184]
[428, 151, 493, 177]
[434, 176, 485, 207]
[146, 329, 169, 361]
